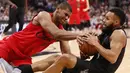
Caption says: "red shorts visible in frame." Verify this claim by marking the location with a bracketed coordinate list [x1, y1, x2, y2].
[0, 40, 32, 66]
[79, 12, 90, 21]
[0, 41, 10, 62]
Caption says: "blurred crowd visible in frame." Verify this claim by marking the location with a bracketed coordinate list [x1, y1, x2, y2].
[0, 0, 130, 27]
[89, 0, 130, 28]
[0, 0, 66, 21]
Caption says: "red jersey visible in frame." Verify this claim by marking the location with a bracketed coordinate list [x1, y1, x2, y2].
[68, 0, 80, 24]
[68, 0, 78, 14]
[5, 22, 63, 56]
[79, 0, 90, 21]
[2, 15, 63, 66]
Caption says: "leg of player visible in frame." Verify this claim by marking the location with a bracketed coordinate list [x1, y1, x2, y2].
[32, 54, 60, 72]
[43, 54, 77, 73]
[0, 54, 60, 73]
[17, 54, 60, 73]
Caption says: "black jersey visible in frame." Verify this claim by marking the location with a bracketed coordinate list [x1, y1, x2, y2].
[90, 27, 127, 73]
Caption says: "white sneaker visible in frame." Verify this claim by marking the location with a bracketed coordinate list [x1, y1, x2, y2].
[0, 58, 21, 73]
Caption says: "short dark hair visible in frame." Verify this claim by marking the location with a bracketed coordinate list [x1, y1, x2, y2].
[57, 2, 72, 12]
[109, 7, 126, 25]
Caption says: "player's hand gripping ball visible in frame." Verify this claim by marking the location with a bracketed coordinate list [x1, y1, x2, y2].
[79, 42, 98, 56]
[77, 33, 98, 56]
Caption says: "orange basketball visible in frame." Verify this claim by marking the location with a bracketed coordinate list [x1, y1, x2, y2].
[79, 42, 98, 56]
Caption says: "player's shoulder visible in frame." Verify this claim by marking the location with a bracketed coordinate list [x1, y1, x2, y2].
[32, 11, 51, 25]
[111, 29, 127, 40]
[37, 11, 50, 18]
[113, 29, 126, 36]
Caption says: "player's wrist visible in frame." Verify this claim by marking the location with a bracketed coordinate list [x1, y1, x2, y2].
[94, 42, 101, 50]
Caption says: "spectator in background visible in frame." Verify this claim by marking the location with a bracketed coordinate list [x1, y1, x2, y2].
[1, 0, 28, 36]
[109, 0, 120, 8]
[0, 1, 9, 21]
[2, 5, 9, 21]
[34, 0, 47, 11]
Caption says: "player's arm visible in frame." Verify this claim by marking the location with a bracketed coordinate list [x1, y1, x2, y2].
[59, 40, 71, 54]
[93, 30, 126, 64]
[37, 11, 83, 40]
[83, 0, 90, 12]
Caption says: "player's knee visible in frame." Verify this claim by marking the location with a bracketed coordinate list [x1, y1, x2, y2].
[58, 54, 76, 68]
[58, 54, 71, 64]
[62, 54, 71, 60]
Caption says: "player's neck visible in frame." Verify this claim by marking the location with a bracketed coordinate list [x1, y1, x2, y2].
[52, 13, 60, 26]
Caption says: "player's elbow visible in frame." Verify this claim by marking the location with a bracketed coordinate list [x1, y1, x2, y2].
[110, 59, 117, 64]
[109, 55, 118, 64]
[53, 34, 60, 39]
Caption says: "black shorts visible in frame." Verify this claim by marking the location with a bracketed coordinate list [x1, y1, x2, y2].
[62, 57, 101, 73]
[17, 64, 34, 73]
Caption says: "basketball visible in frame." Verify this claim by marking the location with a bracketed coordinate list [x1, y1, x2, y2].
[79, 42, 98, 56]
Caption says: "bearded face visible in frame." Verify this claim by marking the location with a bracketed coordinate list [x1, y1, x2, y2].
[102, 12, 115, 28]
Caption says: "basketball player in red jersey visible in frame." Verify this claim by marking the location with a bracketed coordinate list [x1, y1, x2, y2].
[67, 0, 80, 30]
[0, 2, 85, 73]
[78, 0, 91, 29]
